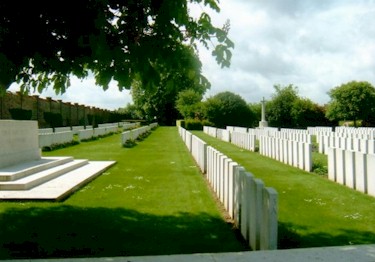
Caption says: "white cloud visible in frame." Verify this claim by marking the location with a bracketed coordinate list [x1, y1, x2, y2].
[198, 0, 375, 105]
[8, 0, 375, 108]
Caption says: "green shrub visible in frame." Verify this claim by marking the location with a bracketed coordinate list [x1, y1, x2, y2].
[184, 119, 213, 130]
[9, 108, 32, 120]
[176, 120, 185, 128]
[312, 160, 328, 176]
[44, 112, 63, 128]
[136, 131, 151, 141]
[123, 139, 137, 148]
[41, 140, 80, 151]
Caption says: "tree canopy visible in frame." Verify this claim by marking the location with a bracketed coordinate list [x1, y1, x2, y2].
[267, 84, 298, 127]
[175, 89, 204, 119]
[130, 46, 208, 125]
[0, 0, 233, 94]
[267, 84, 333, 128]
[326, 81, 375, 126]
[204, 91, 255, 128]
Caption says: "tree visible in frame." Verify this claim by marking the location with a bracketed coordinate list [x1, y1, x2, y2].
[267, 84, 298, 128]
[291, 98, 331, 128]
[115, 103, 143, 120]
[248, 102, 261, 126]
[204, 91, 255, 128]
[0, 1, 234, 94]
[131, 61, 207, 125]
[175, 89, 203, 119]
[130, 44, 208, 125]
[326, 81, 375, 127]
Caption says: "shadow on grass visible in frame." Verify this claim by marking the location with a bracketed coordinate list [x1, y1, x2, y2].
[278, 222, 375, 249]
[0, 206, 248, 259]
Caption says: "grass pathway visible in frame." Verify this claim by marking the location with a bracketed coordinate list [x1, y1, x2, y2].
[0, 127, 247, 259]
[192, 131, 375, 249]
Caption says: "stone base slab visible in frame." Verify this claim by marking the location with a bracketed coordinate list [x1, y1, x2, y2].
[0, 161, 116, 200]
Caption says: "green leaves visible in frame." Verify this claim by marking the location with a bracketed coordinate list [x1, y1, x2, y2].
[212, 44, 232, 68]
[204, 91, 255, 128]
[326, 81, 375, 125]
[0, 0, 233, 95]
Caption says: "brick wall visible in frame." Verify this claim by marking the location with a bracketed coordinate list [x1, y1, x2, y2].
[0, 91, 116, 128]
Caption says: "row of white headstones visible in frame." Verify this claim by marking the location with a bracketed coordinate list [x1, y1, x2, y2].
[0, 120, 141, 168]
[38, 122, 140, 148]
[204, 125, 375, 198]
[311, 126, 375, 196]
[179, 126, 278, 251]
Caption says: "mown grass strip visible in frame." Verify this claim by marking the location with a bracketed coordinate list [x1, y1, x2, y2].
[0, 127, 248, 259]
[192, 131, 375, 249]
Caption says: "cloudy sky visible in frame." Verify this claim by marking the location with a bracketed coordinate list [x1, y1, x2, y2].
[9, 0, 375, 110]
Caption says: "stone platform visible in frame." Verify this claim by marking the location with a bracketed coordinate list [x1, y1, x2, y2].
[1, 244, 375, 262]
[0, 157, 115, 201]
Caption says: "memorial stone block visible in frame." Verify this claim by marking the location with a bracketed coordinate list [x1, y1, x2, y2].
[0, 120, 41, 168]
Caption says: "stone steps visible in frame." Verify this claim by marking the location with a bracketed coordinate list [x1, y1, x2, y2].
[0, 159, 88, 190]
[0, 161, 115, 200]
[0, 157, 116, 200]
[0, 156, 74, 181]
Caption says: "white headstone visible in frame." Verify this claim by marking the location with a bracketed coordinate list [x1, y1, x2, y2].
[366, 154, 375, 197]
[355, 152, 367, 193]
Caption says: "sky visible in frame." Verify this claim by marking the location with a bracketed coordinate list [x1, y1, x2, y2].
[9, 0, 375, 110]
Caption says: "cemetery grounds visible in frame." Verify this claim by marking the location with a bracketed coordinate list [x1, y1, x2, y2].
[0, 127, 247, 259]
[0, 126, 375, 259]
[192, 130, 375, 249]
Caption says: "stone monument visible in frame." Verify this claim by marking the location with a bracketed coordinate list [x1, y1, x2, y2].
[0, 120, 115, 200]
[259, 97, 268, 128]
[0, 120, 41, 168]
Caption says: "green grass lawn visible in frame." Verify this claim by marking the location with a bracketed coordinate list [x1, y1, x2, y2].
[0, 127, 248, 259]
[192, 131, 375, 249]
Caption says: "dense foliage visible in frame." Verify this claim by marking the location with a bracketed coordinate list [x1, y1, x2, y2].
[326, 81, 375, 126]
[175, 89, 204, 119]
[0, 0, 233, 95]
[8, 108, 32, 120]
[267, 84, 333, 128]
[266, 84, 299, 128]
[204, 91, 255, 128]
[44, 112, 63, 128]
